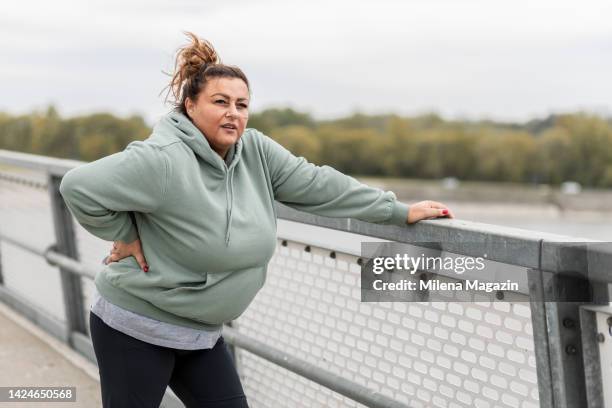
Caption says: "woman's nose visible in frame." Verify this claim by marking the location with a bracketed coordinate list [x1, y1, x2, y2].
[227, 104, 239, 117]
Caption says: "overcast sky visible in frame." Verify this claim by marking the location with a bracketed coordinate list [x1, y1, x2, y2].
[1, 0, 611, 124]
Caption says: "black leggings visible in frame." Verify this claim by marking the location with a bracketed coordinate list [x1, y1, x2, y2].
[89, 311, 249, 408]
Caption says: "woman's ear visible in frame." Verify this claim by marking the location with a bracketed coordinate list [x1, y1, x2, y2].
[185, 98, 194, 117]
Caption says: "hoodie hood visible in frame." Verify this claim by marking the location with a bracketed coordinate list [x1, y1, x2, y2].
[155, 111, 243, 246]
[156, 111, 243, 171]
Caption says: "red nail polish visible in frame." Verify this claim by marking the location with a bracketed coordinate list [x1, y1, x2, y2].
[143, 266, 149, 273]
[442, 209, 449, 215]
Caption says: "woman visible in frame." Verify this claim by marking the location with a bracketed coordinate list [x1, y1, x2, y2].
[59, 32, 453, 408]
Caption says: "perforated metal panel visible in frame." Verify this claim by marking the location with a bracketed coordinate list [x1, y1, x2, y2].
[235, 239, 540, 408]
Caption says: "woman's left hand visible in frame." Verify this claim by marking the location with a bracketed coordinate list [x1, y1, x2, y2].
[104, 238, 149, 272]
[407, 200, 454, 224]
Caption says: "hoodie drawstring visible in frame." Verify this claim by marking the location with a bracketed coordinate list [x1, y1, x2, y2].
[224, 166, 235, 246]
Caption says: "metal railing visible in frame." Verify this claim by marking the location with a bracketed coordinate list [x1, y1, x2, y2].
[1, 148, 611, 408]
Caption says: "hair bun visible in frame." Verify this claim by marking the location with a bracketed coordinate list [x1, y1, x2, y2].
[162, 32, 250, 116]
[165, 32, 221, 104]
[181, 32, 219, 71]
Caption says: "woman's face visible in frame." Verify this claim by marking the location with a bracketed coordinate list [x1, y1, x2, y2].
[185, 77, 250, 159]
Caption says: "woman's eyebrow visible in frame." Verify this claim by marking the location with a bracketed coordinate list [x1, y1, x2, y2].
[210, 92, 249, 102]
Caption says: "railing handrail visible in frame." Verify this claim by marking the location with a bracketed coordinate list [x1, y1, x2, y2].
[0, 149, 83, 177]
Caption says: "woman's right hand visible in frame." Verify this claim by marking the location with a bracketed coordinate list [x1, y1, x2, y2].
[407, 200, 454, 224]
[104, 238, 149, 273]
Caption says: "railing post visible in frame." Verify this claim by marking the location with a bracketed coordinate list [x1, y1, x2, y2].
[47, 174, 87, 342]
[579, 307, 605, 408]
[528, 268, 554, 408]
[528, 266, 597, 408]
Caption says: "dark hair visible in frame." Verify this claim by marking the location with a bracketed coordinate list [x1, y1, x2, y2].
[163, 32, 250, 116]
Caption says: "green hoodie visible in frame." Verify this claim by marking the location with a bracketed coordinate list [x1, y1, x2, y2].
[59, 111, 410, 331]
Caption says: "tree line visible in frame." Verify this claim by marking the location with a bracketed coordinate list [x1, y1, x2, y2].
[2, 106, 612, 188]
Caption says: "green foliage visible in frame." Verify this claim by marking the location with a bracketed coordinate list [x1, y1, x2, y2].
[315, 126, 390, 175]
[0, 106, 151, 161]
[248, 108, 315, 134]
[267, 125, 322, 164]
[474, 130, 537, 182]
[553, 114, 612, 187]
[2, 105, 612, 187]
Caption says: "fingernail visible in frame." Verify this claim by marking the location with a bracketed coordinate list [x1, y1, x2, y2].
[143, 265, 149, 273]
[442, 209, 449, 215]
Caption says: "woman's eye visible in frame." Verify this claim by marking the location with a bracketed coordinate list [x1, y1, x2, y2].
[239, 104, 248, 109]
[215, 100, 228, 104]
